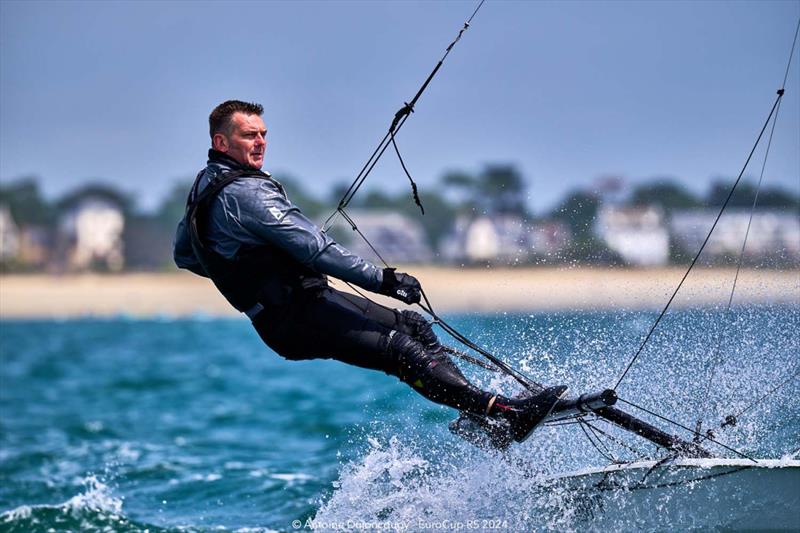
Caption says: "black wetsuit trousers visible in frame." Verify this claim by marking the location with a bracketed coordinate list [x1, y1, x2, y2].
[251, 286, 492, 415]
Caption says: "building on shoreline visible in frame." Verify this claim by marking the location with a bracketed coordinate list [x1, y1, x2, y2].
[594, 205, 670, 266]
[669, 209, 800, 263]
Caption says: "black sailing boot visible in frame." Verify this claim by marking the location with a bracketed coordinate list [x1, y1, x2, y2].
[489, 385, 569, 443]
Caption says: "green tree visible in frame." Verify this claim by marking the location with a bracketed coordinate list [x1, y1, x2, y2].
[56, 182, 133, 214]
[440, 170, 477, 210]
[550, 190, 600, 239]
[155, 179, 194, 228]
[630, 180, 701, 211]
[0, 177, 55, 226]
[437, 165, 529, 216]
[753, 186, 800, 209]
[477, 165, 528, 216]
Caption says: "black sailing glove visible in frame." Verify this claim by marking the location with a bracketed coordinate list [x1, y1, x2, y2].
[378, 267, 422, 305]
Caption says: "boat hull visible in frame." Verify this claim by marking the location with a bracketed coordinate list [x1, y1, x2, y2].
[546, 459, 800, 530]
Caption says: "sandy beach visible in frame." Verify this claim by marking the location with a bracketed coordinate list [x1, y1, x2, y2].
[0, 267, 797, 319]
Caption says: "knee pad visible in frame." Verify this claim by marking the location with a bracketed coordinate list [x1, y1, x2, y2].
[388, 332, 468, 390]
[399, 310, 441, 351]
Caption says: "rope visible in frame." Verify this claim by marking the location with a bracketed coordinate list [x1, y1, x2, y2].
[587, 419, 652, 460]
[390, 134, 424, 214]
[618, 398, 757, 462]
[417, 288, 542, 391]
[712, 365, 800, 436]
[614, 17, 800, 392]
[441, 345, 501, 372]
[322, 0, 486, 233]
[579, 419, 620, 464]
[697, 16, 800, 420]
[697, 84, 786, 420]
[612, 91, 785, 392]
[338, 208, 392, 267]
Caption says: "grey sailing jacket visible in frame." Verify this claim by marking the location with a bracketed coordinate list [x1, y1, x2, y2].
[173, 151, 383, 293]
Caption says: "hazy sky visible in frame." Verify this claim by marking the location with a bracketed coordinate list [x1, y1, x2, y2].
[1, 0, 798, 213]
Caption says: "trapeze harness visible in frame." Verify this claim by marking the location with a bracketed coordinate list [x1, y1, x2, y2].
[184, 167, 495, 416]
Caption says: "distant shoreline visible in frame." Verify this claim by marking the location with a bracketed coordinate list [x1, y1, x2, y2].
[0, 267, 797, 319]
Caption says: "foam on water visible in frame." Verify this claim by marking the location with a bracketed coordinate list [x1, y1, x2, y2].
[0, 475, 133, 531]
[2, 306, 797, 530]
[315, 305, 800, 530]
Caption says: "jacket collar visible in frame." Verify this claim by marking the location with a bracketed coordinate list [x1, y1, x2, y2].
[207, 149, 270, 176]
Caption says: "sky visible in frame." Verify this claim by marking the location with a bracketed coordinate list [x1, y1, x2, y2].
[1, 0, 798, 214]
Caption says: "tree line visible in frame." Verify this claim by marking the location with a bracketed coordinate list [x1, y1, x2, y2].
[1, 166, 798, 271]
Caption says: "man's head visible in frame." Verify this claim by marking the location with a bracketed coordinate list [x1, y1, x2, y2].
[209, 100, 267, 169]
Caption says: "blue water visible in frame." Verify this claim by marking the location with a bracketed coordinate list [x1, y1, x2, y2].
[1, 306, 798, 531]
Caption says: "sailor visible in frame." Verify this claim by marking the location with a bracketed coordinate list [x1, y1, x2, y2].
[174, 100, 566, 444]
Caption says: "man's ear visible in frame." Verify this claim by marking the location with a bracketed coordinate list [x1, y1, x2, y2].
[212, 133, 229, 152]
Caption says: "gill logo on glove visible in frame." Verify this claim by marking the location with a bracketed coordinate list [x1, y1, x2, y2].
[397, 289, 408, 298]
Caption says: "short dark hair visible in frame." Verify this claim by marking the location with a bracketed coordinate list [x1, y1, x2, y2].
[209, 100, 264, 139]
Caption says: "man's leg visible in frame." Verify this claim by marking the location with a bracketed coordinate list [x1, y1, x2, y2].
[254, 287, 565, 438]
[253, 288, 494, 412]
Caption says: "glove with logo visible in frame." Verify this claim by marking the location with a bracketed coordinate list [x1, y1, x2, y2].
[379, 268, 422, 305]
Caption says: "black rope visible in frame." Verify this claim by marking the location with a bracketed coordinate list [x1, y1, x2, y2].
[441, 345, 500, 372]
[614, 16, 800, 392]
[697, 16, 800, 420]
[588, 419, 652, 460]
[545, 415, 594, 427]
[612, 91, 785, 392]
[714, 365, 800, 433]
[579, 419, 620, 464]
[337, 208, 392, 267]
[697, 82, 786, 422]
[417, 287, 542, 391]
[390, 134, 424, 214]
[322, 0, 486, 232]
[618, 398, 757, 462]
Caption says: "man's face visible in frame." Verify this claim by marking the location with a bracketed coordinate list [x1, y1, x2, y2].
[214, 112, 267, 169]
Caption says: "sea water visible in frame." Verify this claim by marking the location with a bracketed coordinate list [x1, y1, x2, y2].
[1, 306, 798, 532]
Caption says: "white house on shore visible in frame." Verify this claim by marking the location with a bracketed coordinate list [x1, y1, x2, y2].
[439, 214, 571, 265]
[0, 205, 20, 262]
[441, 214, 532, 265]
[595, 205, 670, 266]
[340, 209, 432, 264]
[669, 209, 800, 260]
[59, 197, 125, 271]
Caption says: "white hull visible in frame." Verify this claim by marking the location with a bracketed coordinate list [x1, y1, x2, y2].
[546, 458, 800, 530]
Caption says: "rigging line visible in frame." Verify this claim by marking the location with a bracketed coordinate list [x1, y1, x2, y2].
[545, 415, 595, 427]
[585, 420, 623, 463]
[417, 288, 541, 389]
[337, 209, 392, 268]
[611, 90, 784, 392]
[441, 346, 501, 372]
[698, 17, 799, 416]
[579, 419, 620, 464]
[337, 278, 500, 373]
[693, 365, 800, 450]
[618, 398, 757, 462]
[341, 113, 411, 210]
[323, 0, 486, 230]
[322, 116, 408, 232]
[781, 18, 800, 90]
[725, 365, 800, 425]
[698, 89, 786, 417]
[390, 134, 425, 214]
[587, 419, 653, 460]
